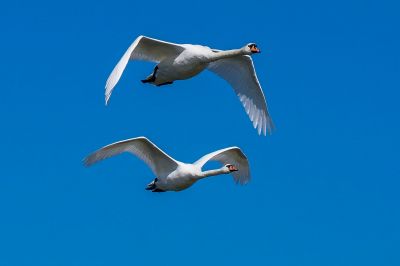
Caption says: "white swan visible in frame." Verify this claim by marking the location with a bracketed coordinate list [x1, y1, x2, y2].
[84, 137, 250, 192]
[105, 35, 274, 135]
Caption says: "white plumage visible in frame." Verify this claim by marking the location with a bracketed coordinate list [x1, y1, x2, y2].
[84, 137, 250, 192]
[105, 35, 274, 135]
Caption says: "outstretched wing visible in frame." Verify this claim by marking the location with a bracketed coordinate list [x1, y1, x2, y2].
[207, 55, 274, 135]
[105, 35, 185, 104]
[83, 137, 179, 177]
[194, 147, 250, 184]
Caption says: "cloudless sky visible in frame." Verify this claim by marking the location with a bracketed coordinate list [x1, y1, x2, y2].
[1, 0, 399, 265]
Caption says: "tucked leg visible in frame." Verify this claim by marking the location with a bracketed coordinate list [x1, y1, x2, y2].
[145, 179, 157, 190]
[141, 66, 159, 83]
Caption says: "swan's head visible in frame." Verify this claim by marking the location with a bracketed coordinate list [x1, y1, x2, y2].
[243, 43, 260, 54]
[224, 164, 238, 173]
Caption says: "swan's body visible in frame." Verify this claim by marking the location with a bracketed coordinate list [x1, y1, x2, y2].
[105, 36, 274, 135]
[150, 45, 211, 85]
[84, 137, 250, 192]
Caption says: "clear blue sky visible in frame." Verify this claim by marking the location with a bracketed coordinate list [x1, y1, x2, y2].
[1, 0, 399, 265]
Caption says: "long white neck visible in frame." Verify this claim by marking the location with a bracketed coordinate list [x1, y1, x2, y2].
[198, 167, 228, 180]
[208, 48, 246, 62]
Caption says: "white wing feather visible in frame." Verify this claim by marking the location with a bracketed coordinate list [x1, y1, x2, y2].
[105, 35, 184, 105]
[83, 137, 179, 177]
[207, 55, 274, 135]
[194, 147, 251, 185]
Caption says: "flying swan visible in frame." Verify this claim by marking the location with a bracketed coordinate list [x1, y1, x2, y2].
[84, 137, 250, 192]
[105, 35, 274, 135]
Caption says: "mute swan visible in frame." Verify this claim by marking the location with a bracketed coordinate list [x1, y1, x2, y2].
[105, 35, 274, 135]
[84, 137, 250, 192]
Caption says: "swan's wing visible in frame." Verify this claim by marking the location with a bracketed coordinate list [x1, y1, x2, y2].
[83, 137, 179, 177]
[105, 35, 185, 105]
[207, 55, 274, 135]
[194, 147, 250, 185]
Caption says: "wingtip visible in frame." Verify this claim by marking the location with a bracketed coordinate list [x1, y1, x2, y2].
[82, 157, 91, 167]
[105, 92, 111, 106]
[262, 114, 275, 136]
[256, 122, 268, 136]
[266, 117, 275, 135]
[252, 111, 275, 136]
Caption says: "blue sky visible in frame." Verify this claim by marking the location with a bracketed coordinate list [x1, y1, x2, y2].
[1, 0, 399, 265]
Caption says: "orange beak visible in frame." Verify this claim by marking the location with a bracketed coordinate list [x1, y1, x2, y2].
[229, 165, 238, 172]
[250, 46, 260, 53]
